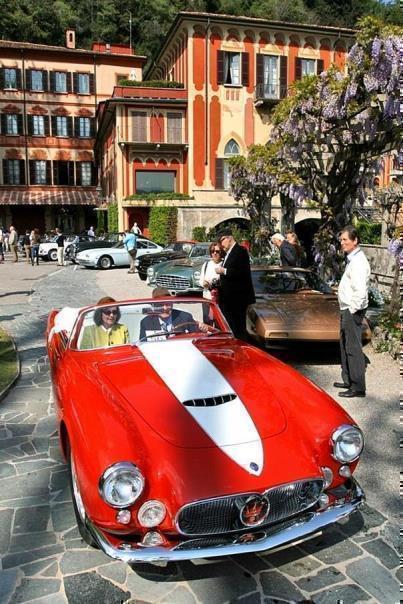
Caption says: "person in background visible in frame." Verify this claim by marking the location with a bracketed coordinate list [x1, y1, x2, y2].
[8, 226, 18, 262]
[131, 222, 142, 235]
[199, 242, 224, 324]
[0, 228, 4, 263]
[123, 228, 138, 274]
[271, 233, 298, 267]
[335, 225, 370, 398]
[55, 228, 65, 266]
[286, 232, 306, 267]
[22, 230, 31, 264]
[80, 297, 129, 350]
[215, 230, 255, 340]
[87, 226, 95, 237]
[30, 229, 41, 266]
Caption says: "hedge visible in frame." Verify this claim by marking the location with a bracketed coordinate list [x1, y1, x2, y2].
[107, 203, 119, 233]
[355, 220, 381, 245]
[148, 207, 177, 246]
[117, 79, 184, 89]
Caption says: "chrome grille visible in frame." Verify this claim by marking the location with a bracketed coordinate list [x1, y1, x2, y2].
[177, 479, 324, 536]
[156, 275, 191, 290]
[183, 394, 236, 407]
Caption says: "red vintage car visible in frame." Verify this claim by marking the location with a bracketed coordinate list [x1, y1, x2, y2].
[46, 296, 364, 563]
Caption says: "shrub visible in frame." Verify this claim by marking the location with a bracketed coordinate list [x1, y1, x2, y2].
[107, 203, 119, 233]
[192, 226, 208, 242]
[148, 207, 177, 246]
[355, 220, 381, 244]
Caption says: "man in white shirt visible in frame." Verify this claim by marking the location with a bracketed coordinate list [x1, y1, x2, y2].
[335, 226, 370, 398]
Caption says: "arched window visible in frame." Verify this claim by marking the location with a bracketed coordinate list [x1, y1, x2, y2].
[223, 139, 240, 189]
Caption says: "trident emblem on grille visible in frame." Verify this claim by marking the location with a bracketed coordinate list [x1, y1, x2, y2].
[240, 495, 270, 527]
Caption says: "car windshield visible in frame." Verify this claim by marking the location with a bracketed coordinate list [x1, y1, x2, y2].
[70, 300, 228, 351]
[252, 270, 333, 294]
[189, 243, 210, 258]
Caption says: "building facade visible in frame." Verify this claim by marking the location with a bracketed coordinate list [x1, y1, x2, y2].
[0, 32, 145, 234]
[96, 11, 355, 238]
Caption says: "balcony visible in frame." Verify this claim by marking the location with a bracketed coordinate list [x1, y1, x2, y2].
[254, 83, 287, 106]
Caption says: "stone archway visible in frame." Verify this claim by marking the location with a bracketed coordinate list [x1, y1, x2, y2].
[294, 218, 320, 265]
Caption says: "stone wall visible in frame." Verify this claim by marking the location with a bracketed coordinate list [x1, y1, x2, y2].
[361, 244, 396, 294]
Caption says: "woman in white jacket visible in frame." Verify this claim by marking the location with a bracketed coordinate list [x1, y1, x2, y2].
[199, 242, 223, 323]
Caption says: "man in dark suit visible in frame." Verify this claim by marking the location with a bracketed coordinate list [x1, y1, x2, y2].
[139, 287, 209, 340]
[214, 230, 255, 340]
[271, 233, 298, 267]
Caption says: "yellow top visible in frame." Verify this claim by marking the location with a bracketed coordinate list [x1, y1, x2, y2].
[80, 323, 129, 350]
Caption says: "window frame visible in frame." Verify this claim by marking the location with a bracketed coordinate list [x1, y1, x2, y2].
[4, 67, 17, 89]
[5, 114, 18, 135]
[32, 115, 45, 136]
[80, 161, 92, 186]
[34, 160, 47, 184]
[223, 52, 241, 86]
[77, 73, 90, 95]
[6, 159, 21, 184]
[135, 170, 176, 194]
[56, 116, 68, 137]
[78, 117, 91, 138]
[31, 70, 44, 91]
[55, 71, 67, 93]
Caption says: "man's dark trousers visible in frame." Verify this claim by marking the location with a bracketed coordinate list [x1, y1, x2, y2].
[340, 309, 367, 391]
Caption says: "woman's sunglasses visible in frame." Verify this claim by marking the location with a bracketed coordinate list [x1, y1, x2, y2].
[211, 249, 221, 254]
[102, 309, 118, 316]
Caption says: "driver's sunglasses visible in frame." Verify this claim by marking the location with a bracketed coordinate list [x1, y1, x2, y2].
[211, 249, 221, 254]
[102, 308, 118, 316]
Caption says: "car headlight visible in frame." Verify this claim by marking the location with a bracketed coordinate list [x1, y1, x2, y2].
[138, 500, 166, 527]
[147, 267, 154, 276]
[331, 425, 364, 463]
[99, 462, 145, 508]
[193, 270, 201, 280]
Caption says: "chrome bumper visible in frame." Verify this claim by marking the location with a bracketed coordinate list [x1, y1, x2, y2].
[87, 480, 364, 563]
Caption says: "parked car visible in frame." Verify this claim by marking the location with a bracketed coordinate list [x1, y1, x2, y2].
[246, 266, 375, 347]
[65, 234, 122, 262]
[46, 295, 364, 563]
[136, 240, 196, 281]
[76, 238, 163, 269]
[39, 235, 76, 262]
[147, 242, 211, 294]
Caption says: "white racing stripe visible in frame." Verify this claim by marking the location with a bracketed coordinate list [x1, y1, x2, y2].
[139, 339, 263, 475]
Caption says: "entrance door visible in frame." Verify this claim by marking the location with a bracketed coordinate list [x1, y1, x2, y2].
[11, 206, 45, 234]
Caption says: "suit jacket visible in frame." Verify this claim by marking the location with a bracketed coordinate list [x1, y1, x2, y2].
[280, 241, 298, 267]
[219, 243, 255, 306]
[139, 309, 197, 341]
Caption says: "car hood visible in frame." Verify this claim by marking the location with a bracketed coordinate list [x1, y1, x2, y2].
[77, 247, 122, 257]
[97, 338, 287, 476]
[156, 256, 209, 272]
[252, 292, 339, 325]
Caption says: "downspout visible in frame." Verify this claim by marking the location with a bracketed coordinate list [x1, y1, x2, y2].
[204, 18, 210, 166]
[21, 49, 28, 186]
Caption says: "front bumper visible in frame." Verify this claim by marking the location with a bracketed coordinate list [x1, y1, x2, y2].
[77, 259, 97, 267]
[87, 479, 364, 563]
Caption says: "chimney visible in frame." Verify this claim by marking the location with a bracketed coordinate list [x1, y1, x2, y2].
[65, 29, 76, 49]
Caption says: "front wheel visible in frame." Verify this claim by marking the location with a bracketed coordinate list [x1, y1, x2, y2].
[68, 447, 98, 548]
[49, 249, 58, 262]
[98, 255, 113, 270]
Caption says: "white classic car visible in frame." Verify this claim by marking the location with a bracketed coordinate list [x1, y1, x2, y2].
[76, 239, 163, 269]
[39, 236, 76, 261]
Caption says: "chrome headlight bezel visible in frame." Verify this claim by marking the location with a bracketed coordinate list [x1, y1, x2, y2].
[99, 462, 145, 509]
[331, 424, 364, 463]
[147, 267, 155, 276]
[193, 270, 201, 281]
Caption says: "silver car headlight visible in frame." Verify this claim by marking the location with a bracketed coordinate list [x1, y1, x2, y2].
[331, 425, 364, 463]
[193, 270, 201, 280]
[147, 267, 155, 276]
[99, 462, 145, 508]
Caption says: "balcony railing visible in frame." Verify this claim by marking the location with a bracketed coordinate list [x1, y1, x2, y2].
[254, 83, 287, 105]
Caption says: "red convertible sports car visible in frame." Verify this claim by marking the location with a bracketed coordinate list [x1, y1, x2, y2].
[47, 296, 364, 563]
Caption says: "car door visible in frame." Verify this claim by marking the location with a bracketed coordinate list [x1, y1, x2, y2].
[137, 241, 160, 259]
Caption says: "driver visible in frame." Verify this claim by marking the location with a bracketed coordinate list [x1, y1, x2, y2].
[139, 287, 210, 341]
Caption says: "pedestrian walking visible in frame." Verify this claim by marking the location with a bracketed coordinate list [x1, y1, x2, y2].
[22, 230, 32, 263]
[334, 225, 370, 398]
[87, 226, 95, 237]
[286, 232, 306, 267]
[0, 228, 4, 263]
[214, 229, 255, 340]
[3, 229, 10, 252]
[8, 226, 18, 262]
[30, 229, 41, 265]
[55, 228, 66, 266]
[123, 228, 138, 274]
[271, 233, 298, 267]
[131, 222, 142, 235]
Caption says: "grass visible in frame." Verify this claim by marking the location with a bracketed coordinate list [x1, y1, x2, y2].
[0, 327, 18, 393]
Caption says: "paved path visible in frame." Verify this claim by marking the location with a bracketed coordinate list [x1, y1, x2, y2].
[0, 262, 400, 604]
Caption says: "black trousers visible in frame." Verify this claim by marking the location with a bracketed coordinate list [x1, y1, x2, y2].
[340, 308, 367, 392]
[220, 298, 248, 341]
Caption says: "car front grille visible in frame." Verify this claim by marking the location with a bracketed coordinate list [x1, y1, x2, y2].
[156, 275, 191, 290]
[176, 479, 324, 536]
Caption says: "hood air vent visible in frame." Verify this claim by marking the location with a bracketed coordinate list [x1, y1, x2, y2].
[183, 393, 237, 407]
